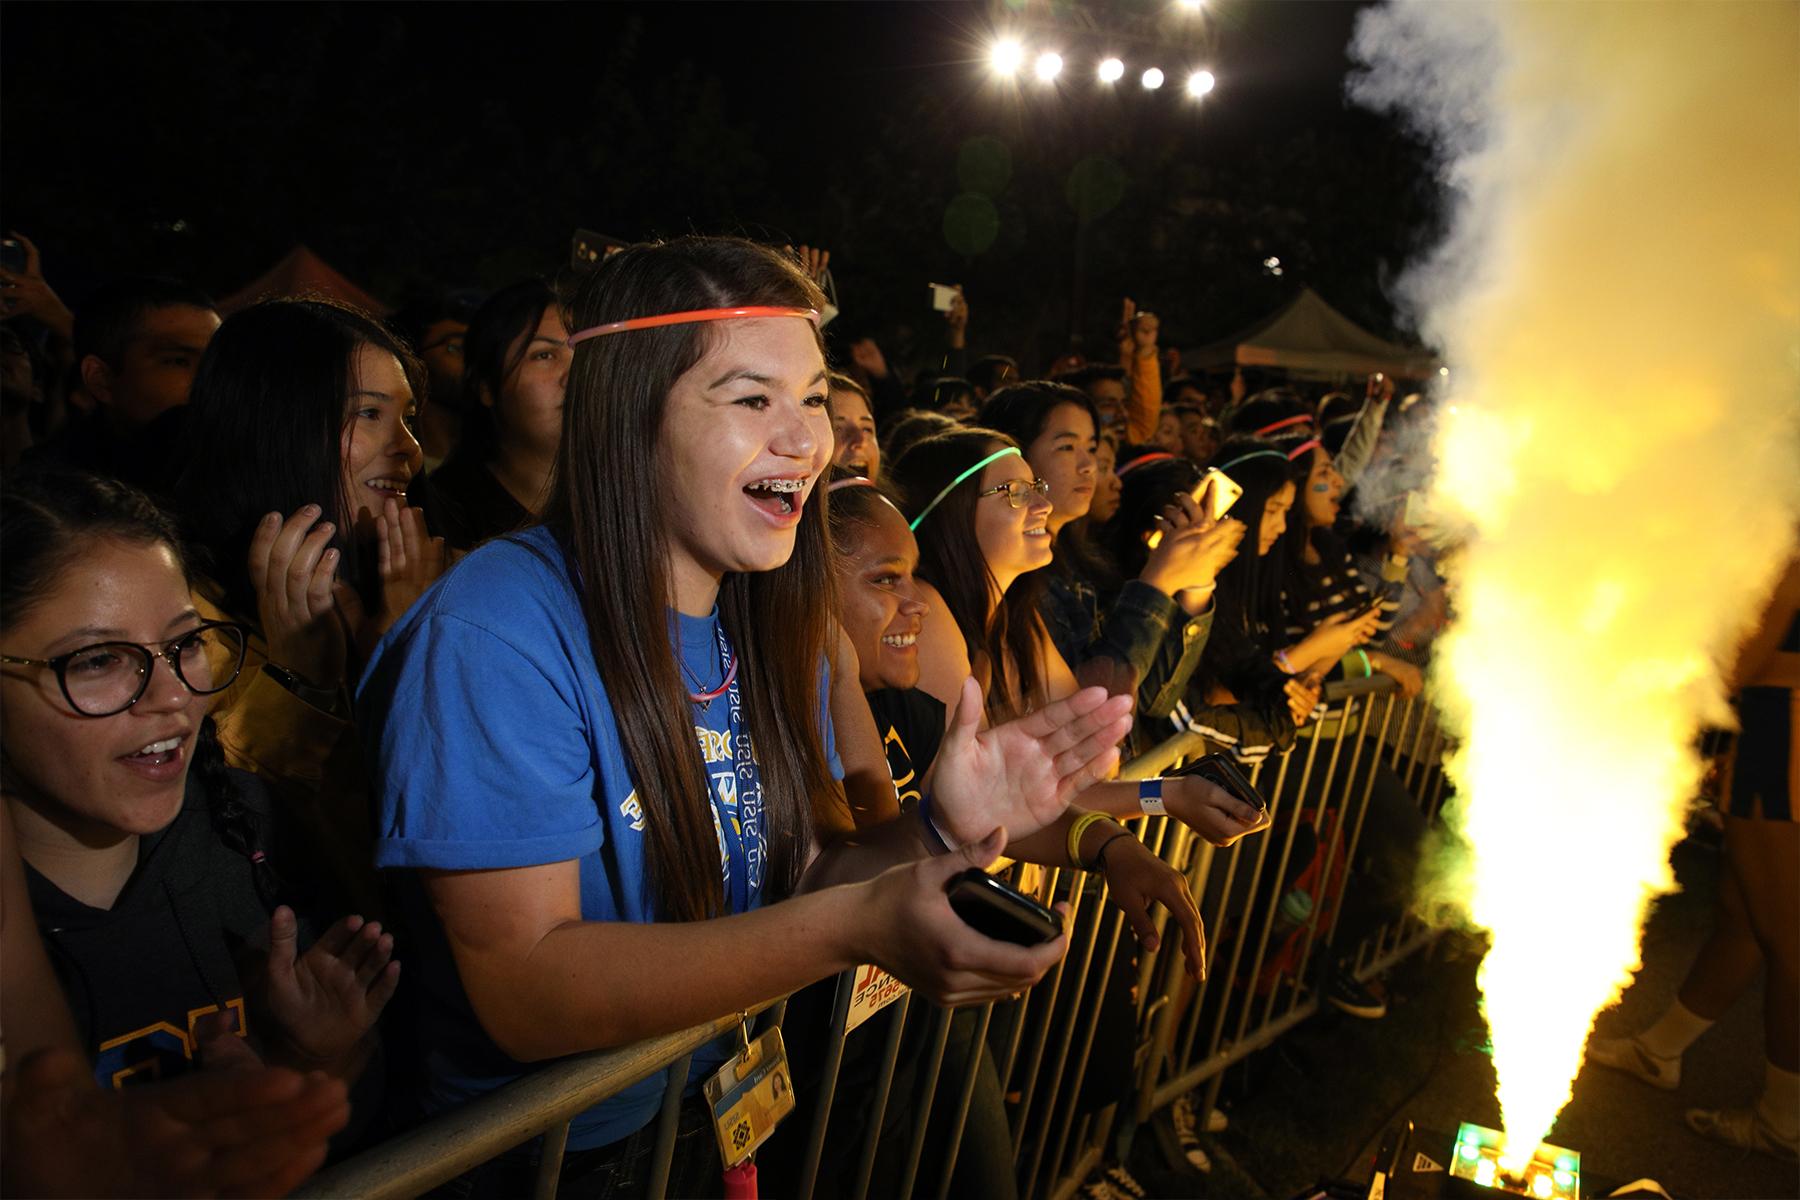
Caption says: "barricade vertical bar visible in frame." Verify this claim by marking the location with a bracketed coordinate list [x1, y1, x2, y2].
[1193, 751, 1296, 1076]
[930, 1002, 995, 1200]
[995, 989, 1031, 1098]
[1292, 687, 1383, 992]
[1043, 903, 1129, 1199]
[1327, 691, 1400, 953]
[645, 1051, 694, 1200]
[1023, 872, 1112, 1197]
[1270, 703, 1357, 1024]
[1010, 870, 1085, 1159]
[795, 970, 857, 1200]
[532, 1121, 570, 1200]
[1389, 695, 1418, 769]
[849, 992, 912, 1200]
[893, 1005, 953, 1200]
[1135, 829, 1214, 1124]
[1243, 728, 1326, 1032]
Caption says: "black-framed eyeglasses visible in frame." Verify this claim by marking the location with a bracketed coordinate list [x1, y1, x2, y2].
[976, 478, 1052, 508]
[0, 621, 249, 717]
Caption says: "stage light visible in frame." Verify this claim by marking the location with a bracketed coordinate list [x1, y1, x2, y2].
[1035, 51, 1063, 82]
[1177, 0, 1204, 10]
[990, 39, 1024, 77]
[1187, 69, 1216, 97]
[1141, 67, 1165, 89]
[1098, 57, 1125, 83]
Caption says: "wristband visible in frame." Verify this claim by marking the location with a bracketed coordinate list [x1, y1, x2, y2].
[1066, 811, 1113, 870]
[1274, 649, 1298, 675]
[1355, 649, 1374, 678]
[916, 791, 953, 855]
[1092, 830, 1135, 871]
[1138, 778, 1168, 817]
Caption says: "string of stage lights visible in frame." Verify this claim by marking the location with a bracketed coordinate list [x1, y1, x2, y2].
[987, 36, 1217, 99]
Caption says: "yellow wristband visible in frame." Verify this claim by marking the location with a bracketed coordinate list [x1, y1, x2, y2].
[1066, 811, 1114, 870]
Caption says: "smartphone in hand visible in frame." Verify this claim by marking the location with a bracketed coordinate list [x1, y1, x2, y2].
[1147, 468, 1242, 550]
[1170, 752, 1268, 818]
[946, 869, 1061, 946]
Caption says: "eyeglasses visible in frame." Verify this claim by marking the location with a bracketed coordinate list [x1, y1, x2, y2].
[0, 622, 248, 717]
[976, 478, 1052, 508]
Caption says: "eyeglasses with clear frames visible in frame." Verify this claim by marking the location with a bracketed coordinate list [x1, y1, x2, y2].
[976, 477, 1052, 509]
[0, 622, 249, 717]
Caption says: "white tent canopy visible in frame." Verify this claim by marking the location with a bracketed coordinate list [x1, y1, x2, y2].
[1183, 287, 1438, 380]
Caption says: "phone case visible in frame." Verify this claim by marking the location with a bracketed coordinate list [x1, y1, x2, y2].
[1175, 753, 1268, 815]
[946, 869, 1060, 946]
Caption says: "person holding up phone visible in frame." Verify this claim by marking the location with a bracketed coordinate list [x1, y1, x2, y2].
[979, 382, 1243, 750]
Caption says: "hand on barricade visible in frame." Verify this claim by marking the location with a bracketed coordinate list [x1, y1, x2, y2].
[0, 1044, 347, 1199]
[1284, 676, 1321, 726]
[249, 505, 347, 690]
[1372, 653, 1424, 698]
[792, 244, 831, 284]
[929, 677, 1134, 846]
[1166, 774, 1269, 847]
[859, 828, 1068, 1006]
[261, 907, 400, 1073]
[1099, 833, 1207, 979]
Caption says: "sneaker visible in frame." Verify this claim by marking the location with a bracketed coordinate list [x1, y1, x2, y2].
[1586, 1034, 1681, 1090]
[1685, 1106, 1800, 1164]
[1103, 1163, 1149, 1199]
[1168, 1093, 1215, 1172]
[1326, 965, 1388, 1019]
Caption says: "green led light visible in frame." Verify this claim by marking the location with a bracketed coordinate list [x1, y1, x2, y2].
[1461, 1128, 1482, 1145]
[1554, 1170, 1574, 1188]
[1459, 1142, 1481, 1161]
[1555, 1155, 1575, 1170]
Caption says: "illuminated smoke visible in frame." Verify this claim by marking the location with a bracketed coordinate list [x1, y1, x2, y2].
[1350, 0, 1800, 1169]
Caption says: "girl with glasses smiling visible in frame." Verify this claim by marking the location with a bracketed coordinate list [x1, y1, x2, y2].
[0, 469, 396, 1133]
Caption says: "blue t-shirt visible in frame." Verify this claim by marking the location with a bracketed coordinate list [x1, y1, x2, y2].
[358, 525, 840, 1149]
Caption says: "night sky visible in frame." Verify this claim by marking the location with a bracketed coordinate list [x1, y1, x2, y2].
[2, 0, 1438, 372]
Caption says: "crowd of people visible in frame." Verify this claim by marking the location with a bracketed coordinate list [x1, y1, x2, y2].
[0, 226, 1791, 1197]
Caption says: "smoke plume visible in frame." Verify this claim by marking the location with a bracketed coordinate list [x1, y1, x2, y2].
[1350, 0, 1800, 1167]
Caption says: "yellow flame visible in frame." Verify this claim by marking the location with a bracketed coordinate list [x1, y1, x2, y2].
[1355, 0, 1800, 1171]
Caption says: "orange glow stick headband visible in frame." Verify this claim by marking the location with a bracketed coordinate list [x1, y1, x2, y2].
[566, 306, 821, 346]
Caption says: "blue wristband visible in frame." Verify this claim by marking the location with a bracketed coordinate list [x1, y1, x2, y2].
[1138, 778, 1167, 817]
[917, 791, 953, 854]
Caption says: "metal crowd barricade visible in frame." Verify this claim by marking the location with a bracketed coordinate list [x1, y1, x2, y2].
[300, 681, 1451, 1200]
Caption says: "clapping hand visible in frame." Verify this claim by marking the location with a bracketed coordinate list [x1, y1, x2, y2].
[928, 677, 1134, 848]
[248, 505, 346, 690]
[260, 907, 399, 1073]
[0, 1045, 347, 1199]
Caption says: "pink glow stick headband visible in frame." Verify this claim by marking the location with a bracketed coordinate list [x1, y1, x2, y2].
[1285, 438, 1323, 461]
[827, 476, 880, 493]
[566, 306, 821, 346]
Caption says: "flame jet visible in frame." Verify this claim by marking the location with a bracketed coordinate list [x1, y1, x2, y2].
[1349, 0, 1800, 1171]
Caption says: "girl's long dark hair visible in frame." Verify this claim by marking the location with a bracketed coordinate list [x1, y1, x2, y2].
[171, 298, 425, 622]
[890, 427, 1048, 722]
[549, 237, 833, 923]
[978, 381, 1120, 592]
[1202, 439, 1300, 649]
[1, 469, 280, 901]
[441, 278, 559, 474]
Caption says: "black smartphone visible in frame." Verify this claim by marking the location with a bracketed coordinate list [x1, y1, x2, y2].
[1171, 752, 1268, 817]
[0, 239, 26, 273]
[946, 869, 1061, 947]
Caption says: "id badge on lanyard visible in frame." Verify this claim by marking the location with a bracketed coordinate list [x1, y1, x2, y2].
[705, 1015, 796, 1171]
